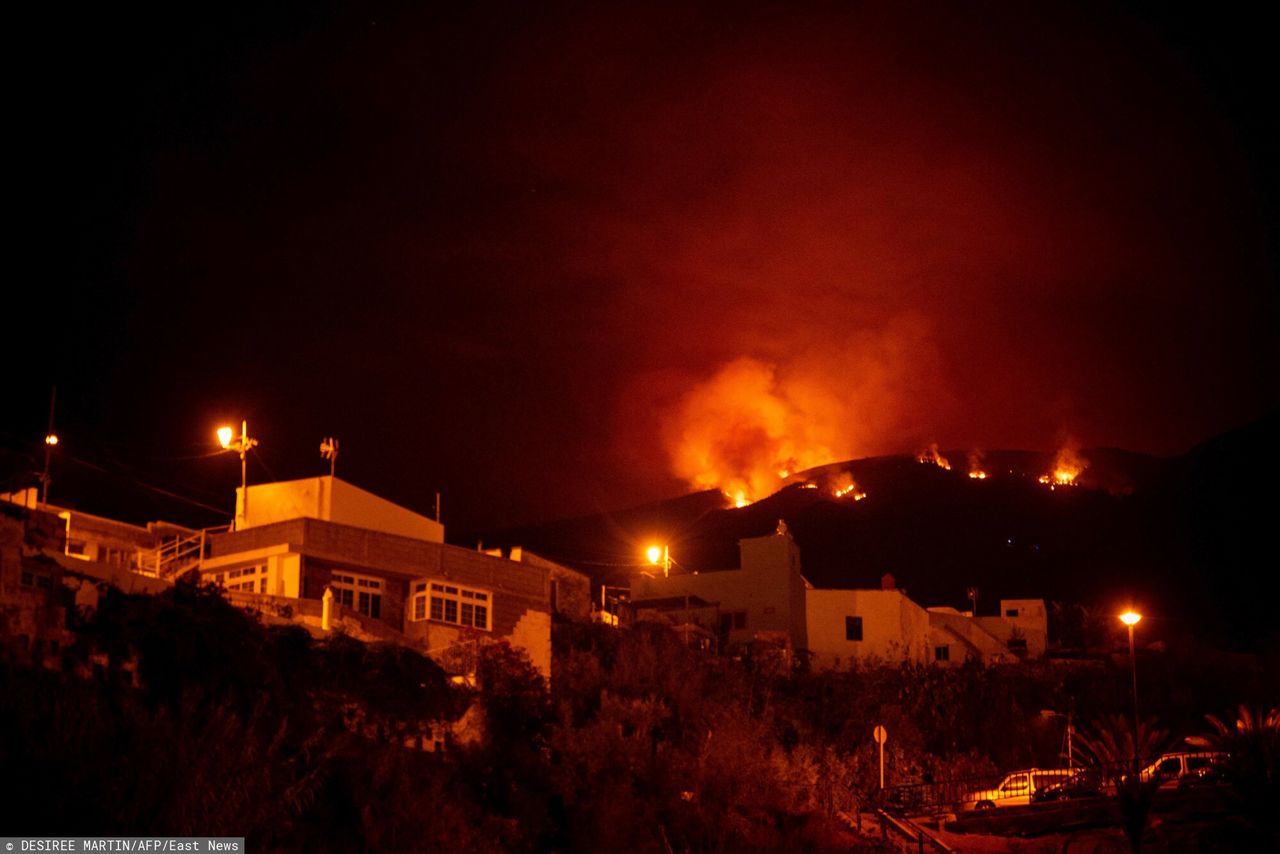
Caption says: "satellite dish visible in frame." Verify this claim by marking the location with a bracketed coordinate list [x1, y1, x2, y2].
[320, 437, 339, 475]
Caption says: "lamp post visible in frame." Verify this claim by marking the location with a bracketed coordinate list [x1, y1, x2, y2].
[39, 385, 57, 504]
[1120, 610, 1142, 773]
[217, 420, 258, 531]
[646, 544, 671, 577]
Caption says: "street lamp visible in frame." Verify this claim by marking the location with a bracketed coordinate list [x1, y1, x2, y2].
[646, 544, 671, 577]
[40, 432, 58, 504]
[217, 420, 258, 531]
[1120, 609, 1142, 773]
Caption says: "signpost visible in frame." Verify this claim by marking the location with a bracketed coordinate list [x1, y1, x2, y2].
[873, 724, 888, 790]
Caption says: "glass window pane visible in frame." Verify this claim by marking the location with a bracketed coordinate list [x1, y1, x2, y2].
[444, 599, 458, 623]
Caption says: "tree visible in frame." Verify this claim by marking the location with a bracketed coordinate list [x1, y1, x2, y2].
[1075, 714, 1172, 854]
[1186, 704, 1280, 836]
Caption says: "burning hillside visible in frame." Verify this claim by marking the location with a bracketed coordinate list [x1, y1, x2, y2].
[663, 358, 852, 507]
[1039, 443, 1088, 488]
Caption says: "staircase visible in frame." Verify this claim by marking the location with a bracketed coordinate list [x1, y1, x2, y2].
[134, 526, 227, 580]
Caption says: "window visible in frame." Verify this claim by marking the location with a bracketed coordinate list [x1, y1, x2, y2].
[934, 645, 950, 662]
[412, 583, 428, 621]
[1005, 608, 1020, 618]
[718, 611, 746, 633]
[1000, 774, 1029, 794]
[20, 570, 52, 590]
[332, 573, 382, 618]
[845, 616, 863, 641]
[427, 582, 490, 630]
[1007, 637, 1028, 653]
[215, 564, 267, 592]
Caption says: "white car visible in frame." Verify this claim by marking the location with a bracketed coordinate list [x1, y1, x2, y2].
[962, 768, 1077, 810]
[1138, 752, 1226, 787]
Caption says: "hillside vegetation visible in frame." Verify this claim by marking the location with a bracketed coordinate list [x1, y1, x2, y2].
[2, 585, 1276, 850]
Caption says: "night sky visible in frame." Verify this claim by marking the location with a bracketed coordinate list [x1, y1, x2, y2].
[9, 1, 1278, 533]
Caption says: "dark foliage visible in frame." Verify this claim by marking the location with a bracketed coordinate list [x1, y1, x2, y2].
[4, 588, 1276, 850]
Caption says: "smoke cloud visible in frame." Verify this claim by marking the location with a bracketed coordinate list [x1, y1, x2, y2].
[662, 314, 955, 501]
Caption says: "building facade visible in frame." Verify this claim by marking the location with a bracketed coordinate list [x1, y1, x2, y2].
[201, 476, 585, 680]
[632, 521, 810, 651]
[634, 523, 1047, 670]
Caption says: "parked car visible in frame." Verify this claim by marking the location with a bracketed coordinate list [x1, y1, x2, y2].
[1177, 763, 1230, 788]
[1031, 770, 1104, 802]
[1138, 752, 1227, 788]
[962, 768, 1077, 810]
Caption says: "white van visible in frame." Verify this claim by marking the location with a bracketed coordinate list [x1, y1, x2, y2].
[1138, 752, 1226, 787]
[962, 768, 1077, 809]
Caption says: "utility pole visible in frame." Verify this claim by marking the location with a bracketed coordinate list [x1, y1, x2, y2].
[40, 386, 57, 504]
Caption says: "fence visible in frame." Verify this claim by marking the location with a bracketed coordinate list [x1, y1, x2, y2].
[882, 750, 1227, 813]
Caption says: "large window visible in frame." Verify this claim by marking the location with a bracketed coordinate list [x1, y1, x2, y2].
[332, 572, 382, 619]
[934, 645, 950, 662]
[214, 563, 267, 593]
[845, 616, 863, 641]
[413, 581, 490, 630]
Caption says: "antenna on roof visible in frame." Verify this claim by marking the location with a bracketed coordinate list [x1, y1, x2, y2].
[320, 437, 339, 477]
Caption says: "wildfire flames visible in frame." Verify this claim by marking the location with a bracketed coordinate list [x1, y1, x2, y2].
[917, 443, 951, 470]
[967, 449, 987, 479]
[1039, 444, 1087, 488]
[664, 358, 848, 507]
[661, 354, 1086, 507]
[830, 471, 867, 501]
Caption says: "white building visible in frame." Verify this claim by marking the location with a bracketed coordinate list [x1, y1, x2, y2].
[632, 521, 810, 651]
[806, 583, 931, 669]
[200, 475, 588, 681]
[634, 523, 1047, 670]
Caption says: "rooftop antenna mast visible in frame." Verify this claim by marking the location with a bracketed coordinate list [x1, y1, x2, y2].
[320, 437, 339, 477]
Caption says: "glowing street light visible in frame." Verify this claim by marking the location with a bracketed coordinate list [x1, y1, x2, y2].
[646, 544, 671, 577]
[1120, 609, 1143, 773]
[217, 420, 258, 531]
[39, 386, 57, 504]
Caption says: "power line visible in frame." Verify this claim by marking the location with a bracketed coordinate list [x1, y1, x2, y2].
[59, 452, 232, 517]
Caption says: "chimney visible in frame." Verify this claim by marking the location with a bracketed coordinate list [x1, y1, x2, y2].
[880, 572, 896, 591]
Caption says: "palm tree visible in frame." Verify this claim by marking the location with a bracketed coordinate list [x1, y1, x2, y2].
[1185, 704, 1279, 835]
[1075, 714, 1172, 854]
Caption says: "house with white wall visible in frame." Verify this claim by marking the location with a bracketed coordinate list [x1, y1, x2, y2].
[631, 521, 810, 651]
[806, 578, 931, 669]
[200, 475, 586, 681]
[633, 521, 1047, 670]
